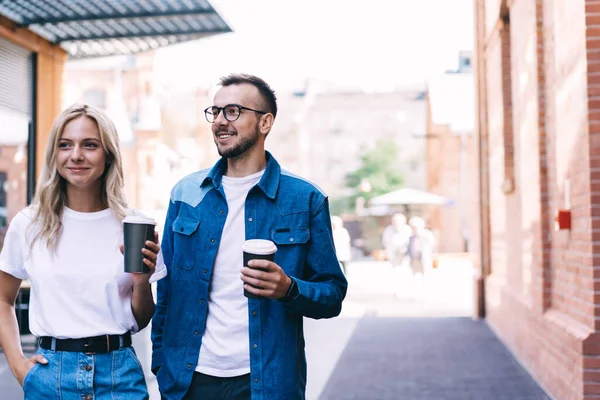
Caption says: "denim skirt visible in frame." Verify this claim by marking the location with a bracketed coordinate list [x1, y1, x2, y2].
[22, 346, 149, 400]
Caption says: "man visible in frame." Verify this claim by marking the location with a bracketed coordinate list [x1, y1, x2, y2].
[151, 73, 348, 400]
[381, 213, 411, 268]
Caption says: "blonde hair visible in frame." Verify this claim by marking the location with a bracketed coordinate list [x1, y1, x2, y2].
[29, 103, 128, 251]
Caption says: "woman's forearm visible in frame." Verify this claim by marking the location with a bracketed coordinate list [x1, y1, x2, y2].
[131, 282, 155, 331]
[0, 302, 27, 375]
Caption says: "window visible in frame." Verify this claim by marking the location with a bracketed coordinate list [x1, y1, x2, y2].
[500, 12, 515, 194]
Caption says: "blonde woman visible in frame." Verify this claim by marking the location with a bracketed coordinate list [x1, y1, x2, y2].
[0, 104, 166, 399]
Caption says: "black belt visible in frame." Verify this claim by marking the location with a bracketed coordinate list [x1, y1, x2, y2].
[38, 332, 132, 354]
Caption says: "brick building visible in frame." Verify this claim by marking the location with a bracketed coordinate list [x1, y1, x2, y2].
[475, 0, 600, 398]
[426, 54, 480, 254]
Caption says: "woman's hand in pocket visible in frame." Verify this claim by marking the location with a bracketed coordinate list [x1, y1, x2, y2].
[14, 354, 47, 386]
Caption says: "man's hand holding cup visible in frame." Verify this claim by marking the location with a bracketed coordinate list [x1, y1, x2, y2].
[241, 239, 291, 300]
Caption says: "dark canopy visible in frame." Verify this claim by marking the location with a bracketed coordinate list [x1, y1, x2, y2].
[0, 0, 232, 58]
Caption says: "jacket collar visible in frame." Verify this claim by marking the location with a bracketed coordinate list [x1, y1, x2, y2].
[201, 151, 280, 200]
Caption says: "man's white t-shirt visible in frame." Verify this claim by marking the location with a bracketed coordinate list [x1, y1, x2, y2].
[196, 169, 264, 377]
[0, 207, 167, 339]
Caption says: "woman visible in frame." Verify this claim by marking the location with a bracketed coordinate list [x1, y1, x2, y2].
[0, 104, 166, 399]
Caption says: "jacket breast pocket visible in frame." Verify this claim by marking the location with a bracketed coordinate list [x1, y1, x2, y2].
[172, 217, 201, 270]
[271, 228, 310, 274]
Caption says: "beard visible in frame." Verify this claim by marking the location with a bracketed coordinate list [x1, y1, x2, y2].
[215, 124, 260, 159]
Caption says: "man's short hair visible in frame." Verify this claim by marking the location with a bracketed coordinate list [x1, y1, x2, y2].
[219, 73, 278, 118]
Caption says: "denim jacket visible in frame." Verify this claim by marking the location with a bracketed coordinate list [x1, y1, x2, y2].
[151, 152, 348, 400]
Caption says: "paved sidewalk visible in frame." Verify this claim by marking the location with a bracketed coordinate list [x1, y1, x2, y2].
[314, 260, 551, 400]
[318, 317, 550, 400]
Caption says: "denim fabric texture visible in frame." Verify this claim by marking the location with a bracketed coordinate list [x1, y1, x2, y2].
[23, 346, 148, 399]
[151, 152, 348, 400]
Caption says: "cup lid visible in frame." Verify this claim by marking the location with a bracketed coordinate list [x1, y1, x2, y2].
[242, 239, 277, 255]
[123, 215, 156, 225]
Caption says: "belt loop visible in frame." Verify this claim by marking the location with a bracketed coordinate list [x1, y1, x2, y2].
[51, 337, 56, 351]
[119, 335, 124, 349]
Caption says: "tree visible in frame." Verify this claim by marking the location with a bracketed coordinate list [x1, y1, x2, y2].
[345, 139, 404, 199]
[330, 139, 405, 216]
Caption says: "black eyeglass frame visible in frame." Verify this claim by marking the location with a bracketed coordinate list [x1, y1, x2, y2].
[204, 103, 268, 123]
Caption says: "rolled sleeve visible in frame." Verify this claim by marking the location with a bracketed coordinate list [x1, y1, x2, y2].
[149, 250, 167, 284]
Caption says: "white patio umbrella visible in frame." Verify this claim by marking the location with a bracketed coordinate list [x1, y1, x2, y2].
[368, 188, 453, 206]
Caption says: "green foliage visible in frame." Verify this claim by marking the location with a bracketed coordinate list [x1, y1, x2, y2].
[331, 139, 405, 216]
[329, 196, 354, 216]
[345, 139, 404, 199]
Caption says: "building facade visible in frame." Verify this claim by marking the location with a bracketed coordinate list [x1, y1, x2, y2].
[426, 53, 480, 254]
[475, 0, 600, 398]
[270, 85, 427, 199]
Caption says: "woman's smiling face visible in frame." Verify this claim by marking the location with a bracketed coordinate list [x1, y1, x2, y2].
[55, 116, 107, 191]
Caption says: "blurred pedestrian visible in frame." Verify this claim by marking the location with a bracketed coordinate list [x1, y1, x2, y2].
[382, 213, 412, 268]
[406, 216, 436, 295]
[0, 104, 166, 399]
[331, 215, 352, 274]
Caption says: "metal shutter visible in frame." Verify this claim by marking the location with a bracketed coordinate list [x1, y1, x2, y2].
[0, 36, 32, 116]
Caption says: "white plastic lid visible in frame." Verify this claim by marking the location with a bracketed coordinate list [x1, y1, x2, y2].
[123, 215, 156, 225]
[242, 239, 277, 255]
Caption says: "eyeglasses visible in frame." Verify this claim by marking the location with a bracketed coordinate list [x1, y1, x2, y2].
[204, 104, 268, 123]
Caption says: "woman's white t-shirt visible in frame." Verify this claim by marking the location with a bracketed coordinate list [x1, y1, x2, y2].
[0, 207, 167, 339]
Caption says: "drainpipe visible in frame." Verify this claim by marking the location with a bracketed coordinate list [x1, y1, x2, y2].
[459, 129, 469, 253]
[474, 0, 487, 319]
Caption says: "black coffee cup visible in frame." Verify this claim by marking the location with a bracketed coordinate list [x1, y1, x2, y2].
[242, 239, 277, 298]
[123, 216, 157, 273]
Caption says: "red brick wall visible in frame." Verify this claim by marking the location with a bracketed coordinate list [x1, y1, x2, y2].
[476, 0, 600, 399]
[425, 116, 480, 255]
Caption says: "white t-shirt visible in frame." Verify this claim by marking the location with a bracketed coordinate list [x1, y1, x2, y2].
[196, 170, 264, 377]
[0, 207, 167, 339]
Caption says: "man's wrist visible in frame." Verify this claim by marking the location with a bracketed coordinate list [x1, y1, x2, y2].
[279, 276, 298, 302]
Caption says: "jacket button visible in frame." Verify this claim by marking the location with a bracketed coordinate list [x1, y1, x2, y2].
[248, 217, 253, 222]
[220, 210, 224, 214]
[203, 269, 208, 274]
[253, 344, 257, 349]
[251, 310, 257, 316]
[254, 378, 259, 383]
[187, 364, 191, 368]
[211, 239, 215, 243]
[194, 331, 199, 335]
[200, 299, 205, 304]
[290, 238, 295, 242]
[85, 365, 92, 372]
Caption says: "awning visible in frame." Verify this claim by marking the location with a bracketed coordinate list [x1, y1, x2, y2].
[0, 0, 231, 59]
